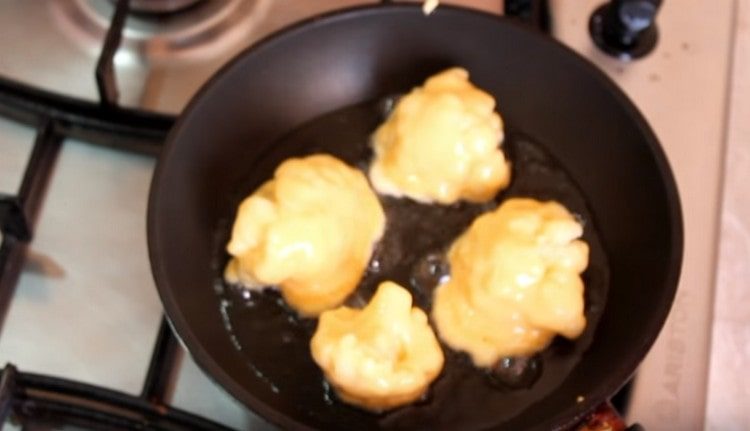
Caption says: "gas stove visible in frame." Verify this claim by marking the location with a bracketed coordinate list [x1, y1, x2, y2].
[0, 1, 738, 430]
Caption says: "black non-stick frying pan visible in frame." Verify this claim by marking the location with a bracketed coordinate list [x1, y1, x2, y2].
[148, 4, 682, 430]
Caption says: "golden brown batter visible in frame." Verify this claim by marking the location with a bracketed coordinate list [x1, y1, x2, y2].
[370, 68, 511, 204]
[432, 198, 589, 367]
[224, 154, 385, 316]
[311, 281, 444, 411]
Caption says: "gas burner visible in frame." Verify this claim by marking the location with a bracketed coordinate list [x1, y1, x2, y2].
[126, 0, 204, 15]
[50, 0, 270, 63]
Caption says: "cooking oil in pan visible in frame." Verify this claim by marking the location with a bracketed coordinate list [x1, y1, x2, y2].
[212, 98, 610, 428]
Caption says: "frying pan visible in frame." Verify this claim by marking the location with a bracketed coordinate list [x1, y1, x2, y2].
[147, 4, 683, 430]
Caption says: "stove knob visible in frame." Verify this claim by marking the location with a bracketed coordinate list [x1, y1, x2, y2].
[589, 0, 662, 60]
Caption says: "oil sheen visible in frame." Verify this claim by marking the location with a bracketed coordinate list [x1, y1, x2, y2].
[212, 98, 610, 429]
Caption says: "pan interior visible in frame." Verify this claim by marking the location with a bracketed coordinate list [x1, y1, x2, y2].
[211, 98, 611, 430]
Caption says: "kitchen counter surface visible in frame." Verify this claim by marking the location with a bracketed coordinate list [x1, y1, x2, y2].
[706, 0, 750, 429]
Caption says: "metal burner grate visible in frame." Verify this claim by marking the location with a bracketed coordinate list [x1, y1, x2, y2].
[0, 0, 209, 428]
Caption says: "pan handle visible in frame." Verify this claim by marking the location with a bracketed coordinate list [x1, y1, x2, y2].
[377, 1, 551, 33]
[504, 0, 551, 32]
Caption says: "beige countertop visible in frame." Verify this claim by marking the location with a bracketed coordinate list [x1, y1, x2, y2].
[706, 0, 750, 429]
[552, 1, 740, 429]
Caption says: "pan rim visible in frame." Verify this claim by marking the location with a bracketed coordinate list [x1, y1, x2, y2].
[147, 3, 684, 430]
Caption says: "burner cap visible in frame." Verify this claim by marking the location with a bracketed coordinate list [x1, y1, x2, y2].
[125, 0, 204, 15]
[52, 0, 266, 62]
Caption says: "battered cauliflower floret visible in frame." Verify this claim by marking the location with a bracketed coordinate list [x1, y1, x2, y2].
[369, 68, 511, 204]
[311, 281, 444, 411]
[224, 155, 385, 316]
[432, 198, 589, 367]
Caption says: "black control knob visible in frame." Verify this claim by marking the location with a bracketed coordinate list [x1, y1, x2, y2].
[589, 0, 662, 60]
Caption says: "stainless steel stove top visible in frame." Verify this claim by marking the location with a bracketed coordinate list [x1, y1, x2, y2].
[0, 1, 738, 429]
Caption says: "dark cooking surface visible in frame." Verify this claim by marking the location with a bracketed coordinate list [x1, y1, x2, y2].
[148, 5, 682, 431]
[212, 99, 611, 430]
